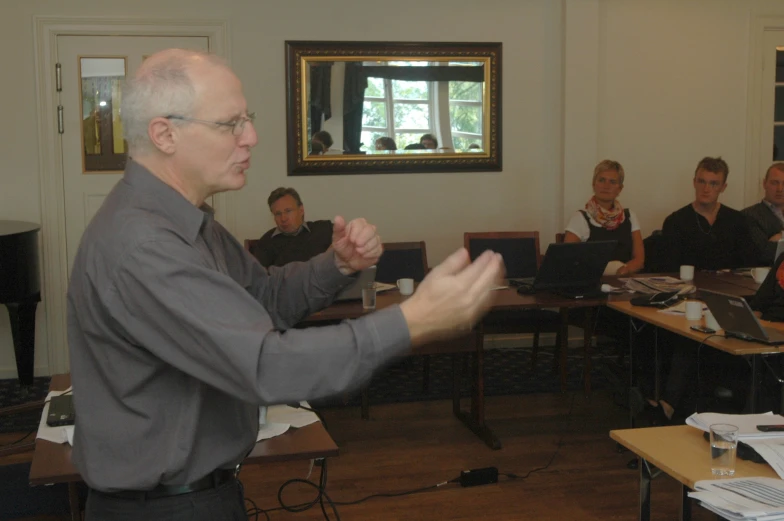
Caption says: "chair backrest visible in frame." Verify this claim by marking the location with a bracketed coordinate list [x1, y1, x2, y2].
[375, 241, 428, 283]
[463, 232, 541, 277]
[643, 229, 666, 273]
[244, 239, 258, 252]
[555, 233, 565, 244]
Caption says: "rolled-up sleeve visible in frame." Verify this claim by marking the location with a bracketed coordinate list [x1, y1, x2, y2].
[105, 238, 411, 405]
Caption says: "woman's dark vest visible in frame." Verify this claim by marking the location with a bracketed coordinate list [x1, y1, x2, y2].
[580, 208, 633, 263]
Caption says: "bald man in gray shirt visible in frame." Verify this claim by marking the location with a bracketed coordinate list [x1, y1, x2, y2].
[67, 50, 503, 520]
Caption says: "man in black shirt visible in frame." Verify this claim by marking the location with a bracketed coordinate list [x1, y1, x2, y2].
[661, 156, 758, 271]
[252, 187, 333, 268]
[646, 158, 758, 424]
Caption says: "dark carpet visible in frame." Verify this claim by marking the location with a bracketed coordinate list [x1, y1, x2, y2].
[0, 462, 87, 520]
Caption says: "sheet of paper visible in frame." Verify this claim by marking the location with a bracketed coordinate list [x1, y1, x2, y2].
[686, 412, 784, 439]
[375, 282, 396, 293]
[268, 401, 319, 428]
[256, 422, 290, 441]
[658, 300, 708, 316]
[689, 477, 784, 520]
[744, 438, 784, 480]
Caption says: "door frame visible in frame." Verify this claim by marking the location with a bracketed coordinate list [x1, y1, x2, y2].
[745, 15, 784, 207]
[33, 16, 231, 374]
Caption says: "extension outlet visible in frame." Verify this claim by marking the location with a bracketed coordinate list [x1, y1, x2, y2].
[459, 467, 499, 487]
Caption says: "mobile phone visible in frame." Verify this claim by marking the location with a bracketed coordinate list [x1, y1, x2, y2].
[690, 325, 716, 334]
[757, 425, 784, 432]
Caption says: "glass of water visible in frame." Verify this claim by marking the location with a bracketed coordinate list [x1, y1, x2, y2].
[362, 283, 376, 310]
[710, 423, 738, 477]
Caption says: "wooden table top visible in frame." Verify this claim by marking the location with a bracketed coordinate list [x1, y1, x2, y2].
[610, 425, 778, 489]
[29, 374, 339, 485]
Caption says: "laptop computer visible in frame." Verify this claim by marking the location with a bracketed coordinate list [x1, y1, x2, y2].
[532, 240, 618, 299]
[701, 289, 784, 345]
[46, 394, 75, 427]
[334, 266, 377, 302]
[466, 237, 538, 286]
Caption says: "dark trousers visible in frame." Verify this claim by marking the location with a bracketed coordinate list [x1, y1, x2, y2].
[85, 479, 246, 521]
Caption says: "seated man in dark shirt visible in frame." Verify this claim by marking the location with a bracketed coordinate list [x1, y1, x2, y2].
[251, 187, 333, 268]
[743, 162, 784, 265]
[661, 156, 758, 271]
[643, 157, 759, 424]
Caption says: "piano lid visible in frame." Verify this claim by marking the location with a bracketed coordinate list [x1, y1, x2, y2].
[0, 221, 41, 237]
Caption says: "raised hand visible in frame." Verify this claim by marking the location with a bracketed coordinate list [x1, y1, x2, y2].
[399, 248, 504, 345]
[331, 216, 383, 275]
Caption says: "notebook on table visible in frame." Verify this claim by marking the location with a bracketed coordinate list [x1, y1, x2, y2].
[46, 394, 75, 427]
[701, 289, 784, 345]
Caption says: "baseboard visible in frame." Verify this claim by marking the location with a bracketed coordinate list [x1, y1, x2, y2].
[0, 366, 50, 380]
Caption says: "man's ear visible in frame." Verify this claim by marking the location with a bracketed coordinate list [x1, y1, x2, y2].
[148, 117, 177, 155]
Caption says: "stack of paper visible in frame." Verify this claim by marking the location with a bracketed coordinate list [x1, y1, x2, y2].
[686, 412, 784, 440]
[689, 477, 784, 520]
[624, 276, 694, 295]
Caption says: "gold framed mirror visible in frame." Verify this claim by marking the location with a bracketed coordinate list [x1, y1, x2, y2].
[285, 41, 502, 175]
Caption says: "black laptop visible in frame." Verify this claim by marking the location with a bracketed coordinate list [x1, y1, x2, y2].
[701, 290, 784, 345]
[46, 394, 75, 427]
[533, 241, 617, 299]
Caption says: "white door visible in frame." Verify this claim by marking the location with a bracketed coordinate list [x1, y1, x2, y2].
[57, 35, 210, 270]
[757, 31, 784, 194]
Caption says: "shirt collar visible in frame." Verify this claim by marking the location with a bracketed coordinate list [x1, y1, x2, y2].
[763, 199, 784, 224]
[271, 221, 310, 238]
[123, 159, 210, 242]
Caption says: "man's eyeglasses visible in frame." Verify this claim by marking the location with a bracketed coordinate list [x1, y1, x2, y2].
[165, 112, 256, 136]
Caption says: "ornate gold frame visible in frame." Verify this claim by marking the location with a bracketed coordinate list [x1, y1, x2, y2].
[285, 41, 502, 175]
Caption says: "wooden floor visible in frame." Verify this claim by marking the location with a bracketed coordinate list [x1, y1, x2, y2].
[1, 391, 719, 520]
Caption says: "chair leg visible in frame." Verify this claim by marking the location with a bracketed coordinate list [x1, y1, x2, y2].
[583, 307, 594, 395]
[530, 327, 540, 370]
[422, 355, 431, 393]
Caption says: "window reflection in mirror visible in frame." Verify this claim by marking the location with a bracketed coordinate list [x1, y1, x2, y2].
[307, 59, 487, 156]
[80, 57, 127, 172]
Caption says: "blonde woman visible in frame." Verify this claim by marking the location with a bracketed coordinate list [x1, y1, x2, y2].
[564, 159, 645, 276]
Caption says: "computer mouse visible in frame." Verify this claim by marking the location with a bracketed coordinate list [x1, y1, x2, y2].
[601, 284, 613, 293]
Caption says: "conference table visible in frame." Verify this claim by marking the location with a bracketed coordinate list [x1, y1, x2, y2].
[302, 270, 772, 450]
[29, 374, 339, 521]
[611, 425, 779, 521]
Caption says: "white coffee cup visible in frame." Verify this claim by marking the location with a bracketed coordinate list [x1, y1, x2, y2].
[685, 299, 703, 321]
[704, 310, 721, 331]
[680, 265, 695, 282]
[751, 267, 771, 284]
[258, 405, 268, 425]
[396, 278, 414, 295]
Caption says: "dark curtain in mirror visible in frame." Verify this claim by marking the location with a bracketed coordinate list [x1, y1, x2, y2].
[309, 62, 332, 133]
[343, 63, 367, 154]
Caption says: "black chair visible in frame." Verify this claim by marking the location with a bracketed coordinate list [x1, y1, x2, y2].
[642, 230, 667, 273]
[464, 231, 562, 374]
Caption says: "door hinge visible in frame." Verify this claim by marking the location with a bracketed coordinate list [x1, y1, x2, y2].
[55, 63, 62, 92]
[57, 105, 64, 134]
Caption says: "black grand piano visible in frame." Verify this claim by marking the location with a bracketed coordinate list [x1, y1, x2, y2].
[0, 221, 41, 386]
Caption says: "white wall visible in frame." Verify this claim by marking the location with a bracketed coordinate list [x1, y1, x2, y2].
[0, 0, 782, 378]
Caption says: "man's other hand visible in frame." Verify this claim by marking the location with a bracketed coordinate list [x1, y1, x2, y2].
[332, 216, 383, 275]
[399, 248, 504, 345]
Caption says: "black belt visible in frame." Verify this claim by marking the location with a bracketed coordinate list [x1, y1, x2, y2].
[102, 468, 237, 500]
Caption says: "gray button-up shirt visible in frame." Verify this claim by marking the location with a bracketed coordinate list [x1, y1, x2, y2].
[67, 160, 411, 492]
